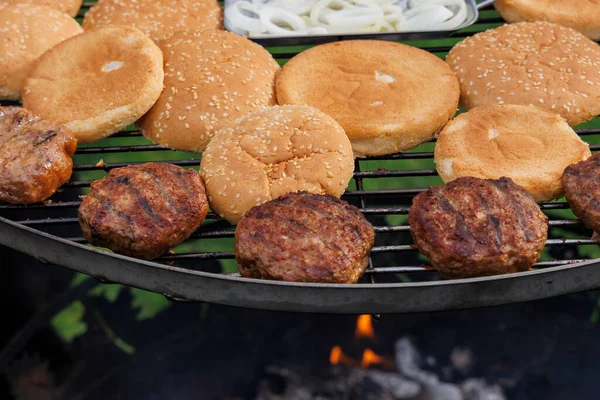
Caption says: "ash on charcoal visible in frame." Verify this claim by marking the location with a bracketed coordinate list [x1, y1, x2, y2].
[255, 338, 506, 400]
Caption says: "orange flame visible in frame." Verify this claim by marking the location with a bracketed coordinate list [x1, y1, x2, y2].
[330, 345, 342, 365]
[355, 314, 375, 339]
[329, 346, 359, 367]
[361, 348, 394, 369]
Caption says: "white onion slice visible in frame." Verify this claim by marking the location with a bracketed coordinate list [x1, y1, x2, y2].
[310, 0, 352, 27]
[434, 1, 468, 30]
[260, 6, 308, 34]
[225, 1, 264, 34]
[325, 7, 383, 28]
[268, 0, 317, 15]
[403, 5, 453, 30]
[381, 4, 404, 23]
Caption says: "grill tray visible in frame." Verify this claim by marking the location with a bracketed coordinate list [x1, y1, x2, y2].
[2, 3, 600, 314]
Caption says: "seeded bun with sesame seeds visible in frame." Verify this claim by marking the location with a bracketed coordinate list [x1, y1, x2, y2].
[22, 25, 164, 144]
[137, 29, 280, 153]
[495, 0, 600, 41]
[200, 105, 355, 224]
[446, 21, 600, 126]
[82, 0, 223, 42]
[0, 0, 82, 17]
[276, 40, 460, 157]
[0, 4, 82, 101]
[434, 105, 591, 203]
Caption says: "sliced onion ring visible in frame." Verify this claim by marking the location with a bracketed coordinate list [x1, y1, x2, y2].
[260, 6, 308, 34]
[225, 1, 264, 34]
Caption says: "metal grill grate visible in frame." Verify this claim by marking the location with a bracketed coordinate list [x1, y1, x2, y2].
[1, 3, 600, 313]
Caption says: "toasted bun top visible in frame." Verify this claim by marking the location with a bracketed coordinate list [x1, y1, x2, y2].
[200, 105, 355, 224]
[82, 0, 223, 41]
[434, 104, 591, 202]
[22, 25, 163, 142]
[0, 0, 82, 17]
[0, 5, 82, 100]
[137, 29, 280, 153]
[276, 40, 459, 141]
[495, 0, 600, 40]
[446, 21, 600, 126]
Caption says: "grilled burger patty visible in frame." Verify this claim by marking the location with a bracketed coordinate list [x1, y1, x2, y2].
[235, 192, 375, 283]
[563, 153, 600, 240]
[408, 177, 548, 279]
[0, 106, 77, 204]
[78, 162, 209, 260]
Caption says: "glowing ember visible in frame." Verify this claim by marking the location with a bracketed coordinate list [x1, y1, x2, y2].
[355, 314, 375, 339]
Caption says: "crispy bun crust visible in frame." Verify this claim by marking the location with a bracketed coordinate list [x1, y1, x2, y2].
[82, 0, 223, 42]
[495, 0, 600, 41]
[276, 40, 460, 157]
[446, 21, 600, 126]
[200, 105, 355, 224]
[0, 0, 82, 17]
[137, 29, 279, 153]
[22, 25, 164, 143]
[434, 105, 591, 202]
[0, 5, 82, 100]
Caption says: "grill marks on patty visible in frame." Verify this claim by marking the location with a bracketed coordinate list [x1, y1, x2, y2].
[408, 177, 548, 279]
[563, 153, 600, 237]
[79, 162, 209, 260]
[235, 192, 375, 284]
[0, 107, 77, 204]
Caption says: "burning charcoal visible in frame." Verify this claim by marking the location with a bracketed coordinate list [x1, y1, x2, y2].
[394, 338, 439, 385]
[418, 382, 463, 400]
[460, 379, 506, 400]
[451, 347, 475, 375]
[349, 369, 421, 399]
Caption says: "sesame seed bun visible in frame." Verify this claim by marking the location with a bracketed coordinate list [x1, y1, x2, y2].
[0, 0, 82, 17]
[434, 105, 591, 202]
[82, 0, 223, 42]
[276, 40, 460, 157]
[137, 30, 280, 153]
[0, 5, 82, 101]
[22, 25, 164, 143]
[495, 0, 600, 41]
[446, 21, 600, 126]
[200, 105, 355, 224]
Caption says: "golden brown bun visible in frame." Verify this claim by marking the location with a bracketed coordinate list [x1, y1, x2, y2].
[137, 30, 279, 153]
[200, 105, 355, 224]
[22, 25, 164, 144]
[0, 5, 82, 101]
[434, 105, 591, 202]
[446, 21, 600, 127]
[0, 0, 82, 17]
[82, 0, 223, 42]
[495, 0, 600, 41]
[276, 40, 460, 157]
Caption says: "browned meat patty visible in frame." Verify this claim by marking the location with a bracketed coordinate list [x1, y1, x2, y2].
[408, 177, 548, 279]
[234, 192, 375, 283]
[78, 162, 209, 260]
[0, 106, 77, 204]
[563, 153, 600, 241]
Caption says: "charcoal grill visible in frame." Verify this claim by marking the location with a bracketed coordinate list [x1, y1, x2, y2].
[2, 2, 600, 314]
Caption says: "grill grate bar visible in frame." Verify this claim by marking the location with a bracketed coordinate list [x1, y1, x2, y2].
[14, 217, 585, 231]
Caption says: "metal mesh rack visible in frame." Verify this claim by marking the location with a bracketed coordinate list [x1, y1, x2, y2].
[2, 3, 600, 314]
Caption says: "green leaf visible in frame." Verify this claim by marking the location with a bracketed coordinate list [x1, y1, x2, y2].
[70, 272, 91, 288]
[129, 288, 170, 320]
[90, 284, 124, 303]
[50, 300, 88, 343]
